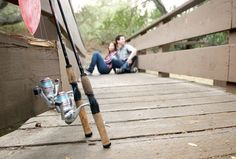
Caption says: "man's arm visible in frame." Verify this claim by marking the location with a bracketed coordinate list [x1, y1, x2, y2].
[126, 44, 137, 65]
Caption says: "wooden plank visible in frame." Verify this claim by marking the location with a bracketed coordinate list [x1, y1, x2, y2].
[92, 84, 214, 97]
[0, 128, 235, 159]
[87, 73, 184, 88]
[38, 0, 87, 57]
[0, 112, 235, 147]
[0, 33, 29, 48]
[1, 68, 236, 159]
[97, 91, 224, 105]
[93, 82, 202, 93]
[34, 14, 57, 40]
[0, 37, 60, 130]
[35, 94, 236, 116]
[126, 0, 205, 41]
[93, 87, 218, 99]
[130, 0, 232, 50]
[0, 47, 59, 81]
[20, 101, 236, 128]
[229, 45, 236, 82]
[0, 79, 33, 130]
[100, 95, 236, 113]
[233, 0, 236, 28]
[137, 45, 230, 81]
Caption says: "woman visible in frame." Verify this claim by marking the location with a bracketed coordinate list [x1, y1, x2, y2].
[85, 42, 117, 75]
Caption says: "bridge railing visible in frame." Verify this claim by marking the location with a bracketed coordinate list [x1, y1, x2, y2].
[127, 0, 236, 84]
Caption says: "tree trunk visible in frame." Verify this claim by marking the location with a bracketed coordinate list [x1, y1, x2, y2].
[152, 0, 167, 14]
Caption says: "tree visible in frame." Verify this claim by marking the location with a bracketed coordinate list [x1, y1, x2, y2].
[75, 0, 164, 47]
[152, 0, 167, 14]
[0, 0, 22, 26]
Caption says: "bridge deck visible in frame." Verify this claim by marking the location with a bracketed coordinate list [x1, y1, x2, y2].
[0, 73, 236, 159]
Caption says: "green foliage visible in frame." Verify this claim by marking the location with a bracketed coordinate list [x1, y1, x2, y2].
[0, 22, 28, 35]
[75, 1, 163, 45]
[169, 31, 229, 52]
[0, 2, 28, 35]
[200, 32, 228, 46]
[98, 6, 146, 43]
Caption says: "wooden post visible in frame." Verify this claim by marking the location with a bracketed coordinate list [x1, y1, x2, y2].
[158, 45, 170, 77]
[214, 29, 236, 86]
[137, 50, 146, 73]
[155, 22, 170, 77]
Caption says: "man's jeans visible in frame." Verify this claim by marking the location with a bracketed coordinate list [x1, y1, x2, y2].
[87, 51, 111, 74]
[111, 56, 131, 72]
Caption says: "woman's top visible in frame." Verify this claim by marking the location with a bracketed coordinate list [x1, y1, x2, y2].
[104, 51, 117, 69]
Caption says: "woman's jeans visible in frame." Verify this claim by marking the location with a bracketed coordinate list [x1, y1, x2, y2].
[87, 51, 111, 74]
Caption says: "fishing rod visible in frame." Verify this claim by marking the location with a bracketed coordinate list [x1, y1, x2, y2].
[55, 0, 111, 148]
[48, 0, 92, 138]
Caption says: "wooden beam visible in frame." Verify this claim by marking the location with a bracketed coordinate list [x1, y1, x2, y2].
[137, 45, 230, 81]
[229, 45, 236, 82]
[34, 14, 58, 40]
[40, 0, 87, 57]
[6, 0, 87, 57]
[130, 0, 232, 51]
[126, 0, 206, 42]
[0, 33, 60, 130]
[232, 0, 236, 28]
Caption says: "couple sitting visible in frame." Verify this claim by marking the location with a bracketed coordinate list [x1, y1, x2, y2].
[85, 35, 137, 75]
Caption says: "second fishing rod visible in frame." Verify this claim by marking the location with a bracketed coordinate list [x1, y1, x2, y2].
[51, 0, 111, 148]
[48, 0, 92, 138]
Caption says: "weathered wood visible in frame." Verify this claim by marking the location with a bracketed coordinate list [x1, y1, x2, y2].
[92, 82, 209, 94]
[86, 73, 183, 88]
[5, 0, 87, 57]
[34, 94, 236, 117]
[126, 0, 206, 41]
[34, 14, 57, 40]
[130, 0, 232, 50]
[98, 94, 236, 111]
[137, 45, 230, 81]
[37, 0, 87, 57]
[0, 33, 60, 130]
[232, 0, 236, 28]
[229, 45, 236, 82]
[1, 72, 236, 158]
[0, 128, 235, 159]
[92, 86, 218, 99]
[20, 100, 236, 128]
[0, 112, 235, 147]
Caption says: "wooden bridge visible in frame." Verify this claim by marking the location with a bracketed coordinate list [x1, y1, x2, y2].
[0, 73, 236, 158]
[0, 0, 236, 158]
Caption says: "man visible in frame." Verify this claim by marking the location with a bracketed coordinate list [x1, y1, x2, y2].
[112, 35, 138, 74]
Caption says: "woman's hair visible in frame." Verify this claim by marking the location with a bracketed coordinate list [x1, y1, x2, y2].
[108, 42, 117, 53]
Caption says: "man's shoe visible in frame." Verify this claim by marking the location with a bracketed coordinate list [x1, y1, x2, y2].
[116, 68, 125, 74]
[130, 67, 138, 73]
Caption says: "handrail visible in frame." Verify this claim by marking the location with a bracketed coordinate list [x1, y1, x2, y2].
[126, 0, 206, 42]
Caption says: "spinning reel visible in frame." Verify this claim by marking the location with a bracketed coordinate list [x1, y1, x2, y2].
[33, 77, 89, 124]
